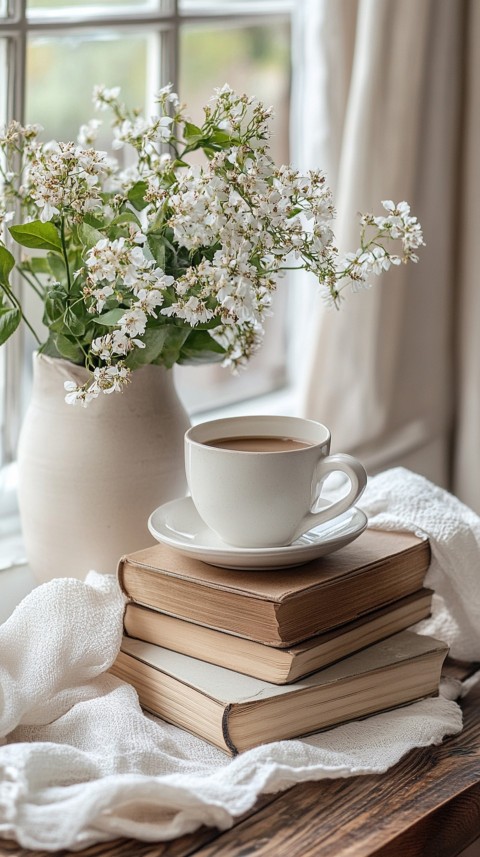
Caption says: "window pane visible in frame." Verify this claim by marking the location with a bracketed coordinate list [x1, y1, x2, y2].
[0, 39, 6, 125]
[174, 20, 291, 412]
[26, 31, 157, 147]
[0, 1, 7, 17]
[180, 21, 290, 166]
[180, 1, 293, 13]
[27, 0, 163, 11]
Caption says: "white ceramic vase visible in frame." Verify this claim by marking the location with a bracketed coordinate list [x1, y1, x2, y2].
[17, 354, 190, 583]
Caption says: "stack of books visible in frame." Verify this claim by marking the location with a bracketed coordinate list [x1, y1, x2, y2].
[110, 529, 448, 755]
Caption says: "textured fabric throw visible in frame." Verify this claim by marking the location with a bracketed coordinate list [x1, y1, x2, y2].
[1, 467, 479, 850]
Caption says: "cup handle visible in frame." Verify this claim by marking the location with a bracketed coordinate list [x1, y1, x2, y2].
[291, 453, 367, 541]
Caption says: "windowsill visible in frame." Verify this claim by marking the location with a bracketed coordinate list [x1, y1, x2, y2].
[0, 502, 34, 623]
[0, 562, 35, 624]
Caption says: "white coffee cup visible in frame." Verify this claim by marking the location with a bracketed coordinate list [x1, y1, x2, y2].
[184, 415, 367, 549]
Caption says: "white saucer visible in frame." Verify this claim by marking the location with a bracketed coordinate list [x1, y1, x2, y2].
[148, 496, 368, 570]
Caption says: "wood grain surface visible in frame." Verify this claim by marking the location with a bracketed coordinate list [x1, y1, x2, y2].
[1, 665, 479, 857]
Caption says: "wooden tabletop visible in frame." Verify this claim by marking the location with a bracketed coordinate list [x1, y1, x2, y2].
[1, 667, 480, 857]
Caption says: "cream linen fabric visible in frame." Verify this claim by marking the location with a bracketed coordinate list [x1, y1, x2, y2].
[299, 0, 480, 511]
[1, 467, 479, 850]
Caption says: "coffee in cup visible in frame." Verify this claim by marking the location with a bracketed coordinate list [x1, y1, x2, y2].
[184, 415, 367, 549]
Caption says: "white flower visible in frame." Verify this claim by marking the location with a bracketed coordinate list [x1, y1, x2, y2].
[339, 250, 369, 281]
[211, 83, 233, 99]
[364, 246, 392, 275]
[91, 334, 113, 360]
[376, 200, 424, 254]
[77, 119, 102, 147]
[93, 85, 121, 111]
[320, 284, 344, 309]
[89, 363, 130, 395]
[382, 199, 410, 217]
[0, 206, 14, 226]
[119, 307, 148, 337]
[156, 83, 180, 109]
[162, 295, 214, 325]
[113, 330, 145, 352]
[64, 380, 97, 406]
[39, 201, 60, 223]
[92, 285, 114, 312]
[135, 288, 165, 314]
[112, 114, 173, 151]
[130, 228, 147, 245]
[157, 115, 174, 141]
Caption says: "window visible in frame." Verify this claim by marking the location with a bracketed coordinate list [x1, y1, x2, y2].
[0, 0, 298, 465]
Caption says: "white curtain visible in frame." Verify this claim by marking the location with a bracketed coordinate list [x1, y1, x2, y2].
[299, 0, 480, 510]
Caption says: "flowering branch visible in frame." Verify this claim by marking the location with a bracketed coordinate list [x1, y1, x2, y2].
[0, 83, 424, 405]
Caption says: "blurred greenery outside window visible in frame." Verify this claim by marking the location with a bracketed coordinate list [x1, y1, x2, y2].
[0, 0, 296, 466]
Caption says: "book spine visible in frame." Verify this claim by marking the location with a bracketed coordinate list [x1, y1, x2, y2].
[117, 557, 128, 595]
[221, 705, 238, 756]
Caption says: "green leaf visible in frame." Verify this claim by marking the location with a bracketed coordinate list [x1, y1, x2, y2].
[54, 333, 83, 363]
[0, 246, 15, 285]
[47, 253, 67, 282]
[148, 208, 167, 233]
[24, 257, 51, 275]
[178, 329, 226, 365]
[44, 289, 66, 328]
[38, 334, 62, 359]
[209, 129, 234, 146]
[63, 306, 85, 336]
[183, 121, 203, 142]
[44, 292, 65, 324]
[92, 307, 125, 327]
[110, 212, 141, 228]
[9, 221, 62, 253]
[151, 325, 190, 369]
[0, 306, 21, 344]
[78, 221, 104, 249]
[47, 317, 66, 334]
[127, 181, 149, 211]
[147, 234, 166, 269]
[124, 326, 170, 371]
[83, 213, 106, 229]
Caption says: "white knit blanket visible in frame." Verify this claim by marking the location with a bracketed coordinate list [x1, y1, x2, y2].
[1, 467, 479, 851]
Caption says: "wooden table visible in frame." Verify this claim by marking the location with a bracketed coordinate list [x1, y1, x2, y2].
[1, 668, 480, 857]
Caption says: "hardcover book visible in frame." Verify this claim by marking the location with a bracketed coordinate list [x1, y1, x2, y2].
[110, 630, 448, 755]
[118, 529, 431, 646]
[124, 588, 433, 684]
